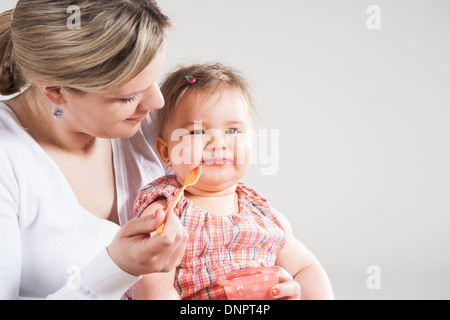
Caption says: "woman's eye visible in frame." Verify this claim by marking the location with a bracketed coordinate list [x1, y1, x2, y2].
[120, 96, 138, 104]
[189, 129, 204, 135]
[225, 128, 241, 134]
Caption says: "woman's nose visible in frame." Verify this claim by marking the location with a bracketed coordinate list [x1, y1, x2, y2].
[139, 83, 165, 111]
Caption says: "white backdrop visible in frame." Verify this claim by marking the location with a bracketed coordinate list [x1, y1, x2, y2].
[1, 0, 449, 299]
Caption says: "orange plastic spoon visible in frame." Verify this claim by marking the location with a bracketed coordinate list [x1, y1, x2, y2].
[156, 165, 202, 235]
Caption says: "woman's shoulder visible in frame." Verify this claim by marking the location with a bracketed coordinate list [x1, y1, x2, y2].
[0, 102, 22, 134]
[0, 102, 29, 155]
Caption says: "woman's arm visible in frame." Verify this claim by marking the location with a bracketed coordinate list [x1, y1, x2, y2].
[0, 149, 140, 300]
[47, 248, 140, 300]
[50, 206, 186, 300]
[0, 176, 21, 299]
[273, 208, 335, 300]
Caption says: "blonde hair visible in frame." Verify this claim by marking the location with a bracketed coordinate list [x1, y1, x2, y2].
[0, 0, 170, 96]
[156, 63, 255, 137]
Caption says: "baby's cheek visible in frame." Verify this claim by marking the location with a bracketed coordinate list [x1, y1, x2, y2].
[232, 135, 252, 165]
[171, 136, 207, 182]
[169, 136, 198, 165]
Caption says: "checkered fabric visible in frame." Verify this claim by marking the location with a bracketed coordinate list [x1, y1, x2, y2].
[134, 175, 287, 300]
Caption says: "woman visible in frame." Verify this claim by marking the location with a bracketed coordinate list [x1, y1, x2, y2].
[0, 0, 188, 299]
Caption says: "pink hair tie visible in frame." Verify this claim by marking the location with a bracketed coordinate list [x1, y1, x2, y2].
[185, 75, 197, 84]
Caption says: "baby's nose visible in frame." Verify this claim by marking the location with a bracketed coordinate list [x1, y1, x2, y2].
[205, 129, 226, 150]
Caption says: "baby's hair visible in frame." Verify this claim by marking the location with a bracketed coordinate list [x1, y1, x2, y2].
[155, 63, 255, 137]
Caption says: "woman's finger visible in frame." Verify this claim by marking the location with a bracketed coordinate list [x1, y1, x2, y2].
[159, 208, 189, 265]
[122, 209, 166, 237]
[157, 207, 182, 244]
[167, 222, 189, 266]
[108, 206, 188, 276]
[139, 208, 188, 273]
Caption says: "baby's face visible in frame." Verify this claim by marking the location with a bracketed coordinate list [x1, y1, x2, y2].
[163, 89, 253, 192]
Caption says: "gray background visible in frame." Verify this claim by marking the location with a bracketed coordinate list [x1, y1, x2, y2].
[1, 0, 449, 299]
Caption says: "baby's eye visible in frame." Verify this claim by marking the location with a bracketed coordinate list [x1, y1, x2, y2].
[225, 128, 242, 134]
[189, 129, 205, 135]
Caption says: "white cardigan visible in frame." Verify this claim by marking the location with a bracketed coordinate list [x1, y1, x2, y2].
[0, 102, 168, 299]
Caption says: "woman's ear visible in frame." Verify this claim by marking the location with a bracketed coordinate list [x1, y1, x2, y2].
[156, 136, 171, 167]
[38, 86, 67, 105]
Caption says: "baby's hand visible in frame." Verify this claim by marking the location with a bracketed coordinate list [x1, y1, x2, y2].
[270, 267, 301, 300]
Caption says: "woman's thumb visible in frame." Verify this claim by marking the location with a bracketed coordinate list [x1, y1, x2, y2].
[122, 209, 167, 237]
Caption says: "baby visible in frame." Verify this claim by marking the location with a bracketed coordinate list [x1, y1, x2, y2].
[131, 63, 334, 300]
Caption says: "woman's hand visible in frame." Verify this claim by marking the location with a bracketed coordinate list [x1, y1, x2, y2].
[271, 267, 301, 300]
[107, 208, 188, 276]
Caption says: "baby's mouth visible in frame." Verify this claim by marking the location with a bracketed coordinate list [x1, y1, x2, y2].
[202, 157, 235, 165]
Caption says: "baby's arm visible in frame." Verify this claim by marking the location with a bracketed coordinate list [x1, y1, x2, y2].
[132, 270, 179, 300]
[273, 208, 334, 300]
[131, 199, 181, 300]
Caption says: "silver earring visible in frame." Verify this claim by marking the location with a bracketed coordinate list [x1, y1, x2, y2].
[52, 106, 64, 119]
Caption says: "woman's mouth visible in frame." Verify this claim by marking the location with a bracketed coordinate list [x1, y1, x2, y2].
[126, 114, 148, 124]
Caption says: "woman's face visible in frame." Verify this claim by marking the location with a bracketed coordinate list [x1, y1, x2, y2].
[61, 46, 166, 139]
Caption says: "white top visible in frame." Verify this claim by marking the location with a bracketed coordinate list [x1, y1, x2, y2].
[0, 102, 168, 299]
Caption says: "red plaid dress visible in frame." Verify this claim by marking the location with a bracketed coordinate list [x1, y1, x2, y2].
[134, 175, 287, 300]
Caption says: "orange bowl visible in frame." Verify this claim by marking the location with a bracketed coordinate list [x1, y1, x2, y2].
[217, 266, 281, 300]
